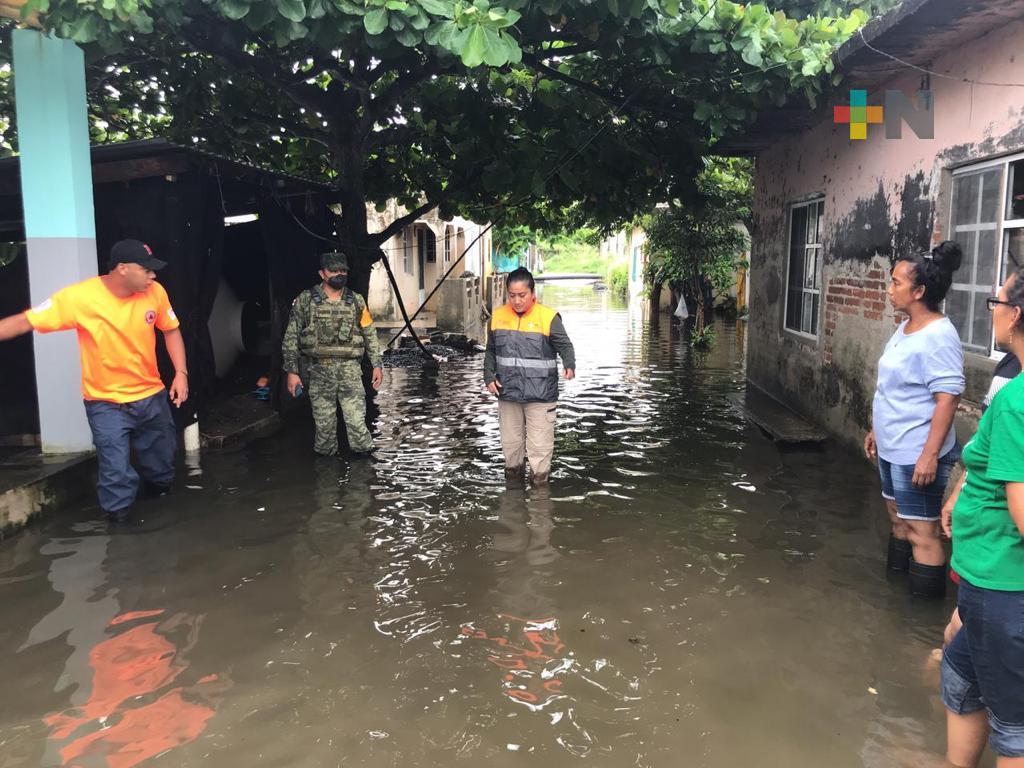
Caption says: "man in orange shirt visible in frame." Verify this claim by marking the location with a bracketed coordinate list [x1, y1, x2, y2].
[0, 240, 188, 521]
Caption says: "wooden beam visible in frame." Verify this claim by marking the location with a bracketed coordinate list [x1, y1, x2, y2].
[91, 154, 194, 184]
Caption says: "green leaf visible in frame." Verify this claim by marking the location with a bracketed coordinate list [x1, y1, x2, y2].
[66, 14, 101, 43]
[408, 8, 430, 28]
[460, 23, 487, 66]
[740, 41, 762, 67]
[418, 0, 453, 15]
[693, 101, 713, 121]
[274, 0, 306, 22]
[385, 0, 408, 9]
[481, 26, 511, 65]
[221, 0, 251, 19]
[395, 26, 420, 45]
[131, 10, 154, 31]
[244, 0, 278, 27]
[364, 6, 388, 32]
[308, 0, 330, 18]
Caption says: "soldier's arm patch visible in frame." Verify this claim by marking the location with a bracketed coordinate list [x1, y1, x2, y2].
[360, 307, 373, 328]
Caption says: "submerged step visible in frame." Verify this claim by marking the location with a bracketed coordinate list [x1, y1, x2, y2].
[730, 385, 827, 445]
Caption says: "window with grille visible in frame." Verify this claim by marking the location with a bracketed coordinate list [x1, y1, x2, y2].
[402, 228, 411, 274]
[784, 199, 824, 338]
[948, 154, 1024, 356]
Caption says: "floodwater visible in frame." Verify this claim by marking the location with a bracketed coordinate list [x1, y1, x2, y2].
[0, 284, 963, 768]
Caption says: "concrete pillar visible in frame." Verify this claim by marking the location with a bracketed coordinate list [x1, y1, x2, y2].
[12, 30, 97, 453]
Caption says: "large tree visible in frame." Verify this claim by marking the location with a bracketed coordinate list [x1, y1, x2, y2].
[2, 0, 874, 291]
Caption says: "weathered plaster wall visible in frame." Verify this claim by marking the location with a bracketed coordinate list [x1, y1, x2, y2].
[749, 19, 1024, 451]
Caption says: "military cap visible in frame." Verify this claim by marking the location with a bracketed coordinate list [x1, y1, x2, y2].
[320, 251, 348, 271]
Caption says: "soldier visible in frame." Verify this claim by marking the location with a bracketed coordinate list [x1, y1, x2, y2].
[282, 251, 383, 457]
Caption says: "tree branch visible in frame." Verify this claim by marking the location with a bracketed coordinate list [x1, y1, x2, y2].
[371, 199, 441, 245]
[179, 17, 337, 116]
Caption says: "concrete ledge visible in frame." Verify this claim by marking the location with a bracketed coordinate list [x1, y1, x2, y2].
[0, 450, 95, 539]
[730, 383, 828, 446]
[201, 394, 282, 449]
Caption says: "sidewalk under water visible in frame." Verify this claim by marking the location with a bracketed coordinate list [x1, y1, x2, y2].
[0, 285, 960, 767]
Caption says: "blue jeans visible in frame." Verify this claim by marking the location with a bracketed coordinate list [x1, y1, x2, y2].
[942, 578, 1024, 757]
[84, 391, 176, 514]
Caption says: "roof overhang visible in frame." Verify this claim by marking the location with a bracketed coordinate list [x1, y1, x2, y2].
[718, 0, 1024, 154]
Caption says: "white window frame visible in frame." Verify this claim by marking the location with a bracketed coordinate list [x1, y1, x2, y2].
[782, 197, 825, 341]
[402, 228, 412, 275]
[948, 150, 1024, 359]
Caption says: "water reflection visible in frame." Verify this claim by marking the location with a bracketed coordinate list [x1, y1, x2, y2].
[44, 610, 225, 768]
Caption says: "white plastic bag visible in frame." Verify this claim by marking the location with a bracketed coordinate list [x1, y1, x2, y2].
[673, 297, 689, 320]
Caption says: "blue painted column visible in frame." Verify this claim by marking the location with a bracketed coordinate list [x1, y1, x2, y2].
[12, 29, 97, 453]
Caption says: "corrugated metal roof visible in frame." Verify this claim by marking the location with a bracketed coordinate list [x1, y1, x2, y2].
[0, 137, 333, 190]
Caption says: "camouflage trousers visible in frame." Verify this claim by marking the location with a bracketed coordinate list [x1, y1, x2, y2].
[308, 359, 373, 455]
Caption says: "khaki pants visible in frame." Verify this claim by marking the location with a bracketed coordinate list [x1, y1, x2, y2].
[498, 400, 556, 477]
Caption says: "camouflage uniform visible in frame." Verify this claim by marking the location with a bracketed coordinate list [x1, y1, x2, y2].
[282, 255, 382, 456]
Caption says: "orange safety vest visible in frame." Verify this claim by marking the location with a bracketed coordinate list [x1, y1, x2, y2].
[490, 302, 560, 402]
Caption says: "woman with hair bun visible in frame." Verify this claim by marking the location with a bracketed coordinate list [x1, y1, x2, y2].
[864, 240, 965, 598]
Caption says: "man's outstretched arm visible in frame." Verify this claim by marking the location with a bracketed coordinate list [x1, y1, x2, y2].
[0, 313, 32, 342]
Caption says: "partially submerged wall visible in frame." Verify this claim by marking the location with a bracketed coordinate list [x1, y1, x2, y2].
[749, 19, 1024, 449]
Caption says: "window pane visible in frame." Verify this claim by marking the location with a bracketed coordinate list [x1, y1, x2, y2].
[804, 247, 817, 289]
[1004, 227, 1024, 280]
[971, 290, 991, 353]
[977, 228, 998, 286]
[802, 292, 813, 334]
[953, 174, 980, 226]
[788, 208, 808, 289]
[979, 169, 1001, 223]
[1010, 160, 1024, 221]
[953, 230, 978, 283]
[786, 290, 800, 330]
[816, 202, 825, 245]
[946, 287, 970, 342]
[810, 293, 820, 336]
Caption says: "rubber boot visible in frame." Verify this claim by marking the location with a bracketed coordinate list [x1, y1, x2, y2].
[887, 535, 912, 573]
[909, 560, 947, 599]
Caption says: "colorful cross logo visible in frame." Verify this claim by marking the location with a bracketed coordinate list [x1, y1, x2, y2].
[833, 90, 884, 140]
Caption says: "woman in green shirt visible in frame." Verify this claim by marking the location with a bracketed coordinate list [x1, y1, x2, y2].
[942, 269, 1024, 767]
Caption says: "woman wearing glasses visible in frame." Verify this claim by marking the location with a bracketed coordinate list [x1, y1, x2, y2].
[864, 241, 965, 597]
[942, 270, 1024, 767]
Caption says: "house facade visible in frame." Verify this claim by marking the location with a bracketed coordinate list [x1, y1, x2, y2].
[366, 200, 491, 329]
[599, 225, 649, 298]
[740, 0, 1024, 449]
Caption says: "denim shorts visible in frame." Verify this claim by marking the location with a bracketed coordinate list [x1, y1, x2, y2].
[942, 578, 1024, 757]
[878, 449, 958, 521]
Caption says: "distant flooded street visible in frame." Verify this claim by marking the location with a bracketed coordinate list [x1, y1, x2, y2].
[0, 284, 957, 767]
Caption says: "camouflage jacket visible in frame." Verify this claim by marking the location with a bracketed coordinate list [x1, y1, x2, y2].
[282, 284, 382, 374]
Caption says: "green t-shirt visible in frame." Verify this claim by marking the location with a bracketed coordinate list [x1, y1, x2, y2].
[952, 373, 1024, 590]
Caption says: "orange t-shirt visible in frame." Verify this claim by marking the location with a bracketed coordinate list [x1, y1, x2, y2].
[25, 276, 180, 403]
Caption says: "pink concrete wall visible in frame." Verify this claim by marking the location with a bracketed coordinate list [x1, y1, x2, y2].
[748, 18, 1024, 448]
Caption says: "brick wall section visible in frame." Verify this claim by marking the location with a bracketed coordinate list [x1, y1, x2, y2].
[823, 267, 887, 364]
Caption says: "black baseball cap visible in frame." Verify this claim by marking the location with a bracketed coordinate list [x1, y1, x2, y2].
[109, 239, 167, 270]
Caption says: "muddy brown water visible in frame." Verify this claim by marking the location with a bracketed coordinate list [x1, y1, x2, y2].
[0, 284, 964, 767]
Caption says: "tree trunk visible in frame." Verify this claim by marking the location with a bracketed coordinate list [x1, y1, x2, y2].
[648, 281, 664, 326]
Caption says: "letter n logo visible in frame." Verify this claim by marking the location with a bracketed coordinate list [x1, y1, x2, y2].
[884, 90, 934, 139]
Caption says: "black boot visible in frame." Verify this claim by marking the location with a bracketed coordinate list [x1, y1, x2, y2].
[909, 560, 947, 598]
[887, 535, 912, 572]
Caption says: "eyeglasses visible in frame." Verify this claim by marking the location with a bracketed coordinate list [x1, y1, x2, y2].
[986, 297, 1017, 311]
